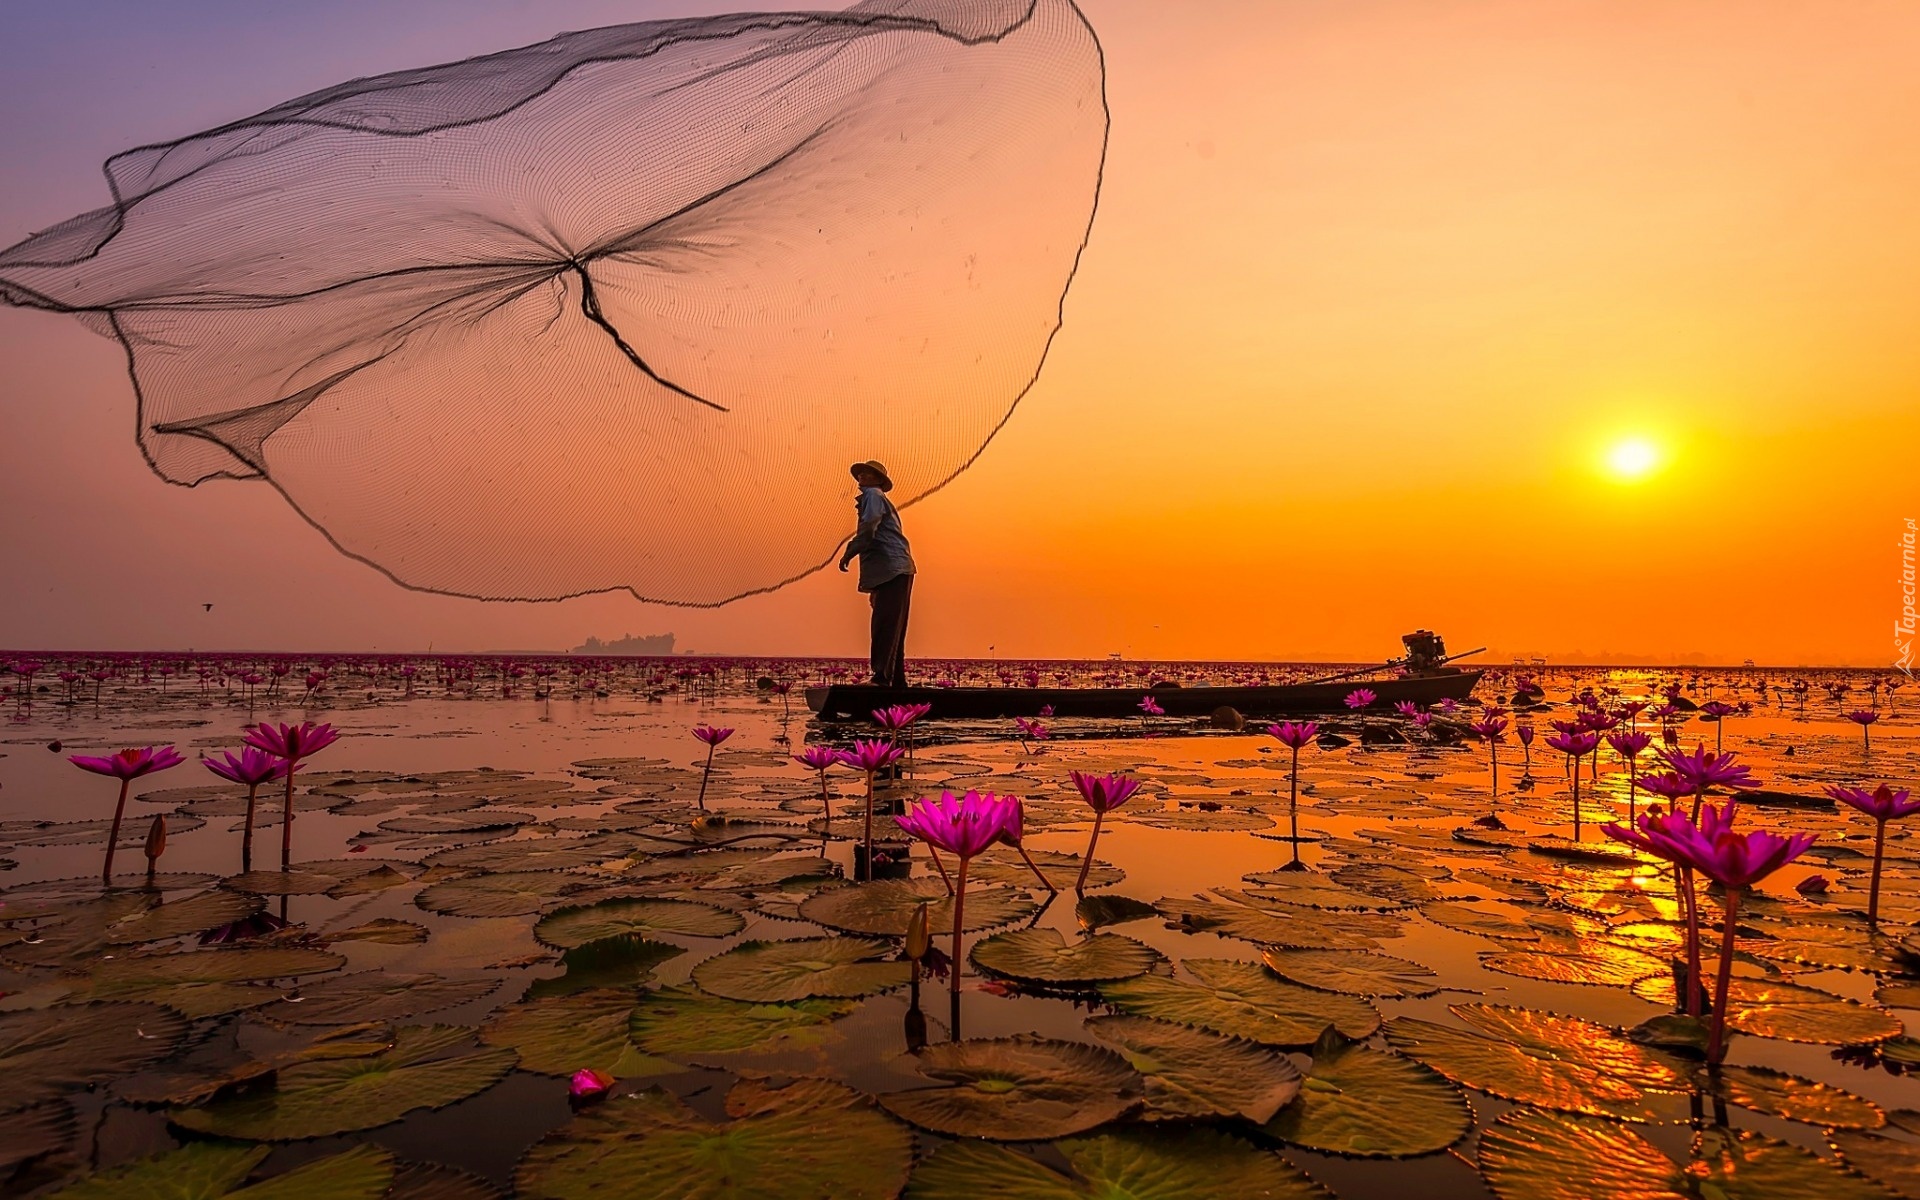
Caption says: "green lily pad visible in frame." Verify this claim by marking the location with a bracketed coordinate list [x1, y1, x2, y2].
[1705, 1064, 1884, 1130]
[1479, 1107, 1901, 1200]
[1084, 1014, 1301, 1122]
[970, 929, 1162, 987]
[798, 878, 1037, 936]
[1259, 947, 1441, 997]
[1101, 958, 1380, 1045]
[3, 891, 264, 965]
[86, 947, 347, 1015]
[516, 1077, 911, 1200]
[1128, 806, 1274, 832]
[102, 890, 266, 944]
[326, 918, 429, 945]
[532, 897, 744, 948]
[1420, 901, 1540, 940]
[902, 1127, 1332, 1199]
[1157, 893, 1403, 951]
[260, 972, 500, 1024]
[1832, 1130, 1920, 1198]
[1480, 945, 1669, 988]
[221, 871, 348, 897]
[0, 1100, 73, 1182]
[480, 989, 677, 1078]
[691, 937, 910, 1002]
[387, 1162, 505, 1200]
[170, 1024, 517, 1140]
[1633, 975, 1904, 1045]
[44, 1142, 394, 1200]
[1262, 1028, 1471, 1158]
[325, 865, 416, 899]
[1452, 1005, 1687, 1092]
[1241, 873, 1410, 910]
[1074, 894, 1160, 932]
[1385, 1007, 1680, 1121]
[879, 1036, 1143, 1140]
[424, 835, 643, 873]
[526, 936, 686, 999]
[968, 847, 1123, 891]
[628, 985, 856, 1057]
[0, 1002, 188, 1112]
[415, 871, 589, 917]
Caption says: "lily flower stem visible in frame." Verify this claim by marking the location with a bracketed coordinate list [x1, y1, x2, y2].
[927, 843, 955, 894]
[1679, 865, 1706, 1017]
[950, 858, 969, 999]
[242, 782, 260, 873]
[1870, 818, 1887, 926]
[1289, 749, 1302, 866]
[862, 771, 876, 878]
[1076, 811, 1106, 894]
[696, 745, 714, 812]
[1016, 843, 1057, 893]
[103, 778, 130, 883]
[1707, 890, 1742, 1064]
[281, 766, 299, 870]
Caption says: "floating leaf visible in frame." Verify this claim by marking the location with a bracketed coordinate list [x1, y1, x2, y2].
[1156, 893, 1403, 950]
[424, 835, 643, 873]
[222, 870, 348, 896]
[0, 1002, 188, 1112]
[969, 847, 1122, 891]
[1420, 901, 1540, 941]
[532, 897, 743, 948]
[970, 929, 1161, 987]
[1240, 873, 1409, 910]
[1084, 1014, 1300, 1123]
[1074, 894, 1159, 932]
[628, 984, 856, 1057]
[326, 918, 429, 945]
[1632, 975, 1903, 1046]
[88, 948, 346, 999]
[1127, 806, 1274, 832]
[902, 1127, 1332, 1199]
[1100, 958, 1379, 1045]
[691, 937, 909, 1002]
[261, 972, 499, 1025]
[415, 871, 589, 917]
[1259, 947, 1440, 997]
[879, 1036, 1142, 1140]
[171, 1024, 516, 1140]
[799, 878, 1036, 936]
[480, 988, 676, 1078]
[44, 1142, 394, 1200]
[526, 936, 686, 999]
[1705, 1064, 1884, 1130]
[1480, 945, 1668, 988]
[1385, 1008, 1678, 1121]
[1479, 1107, 1901, 1200]
[1262, 1029, 1471, 1158]
[0, 1100, 73, 1182]
[516, 1077, 911, 1200]
[1451, 1005, 1686, 1092]
[1832, 1130, 1920, 1199]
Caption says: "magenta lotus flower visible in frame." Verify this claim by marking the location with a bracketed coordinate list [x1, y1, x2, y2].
[1653, 743, 1758, 818]
[1267, 721, 1318, 751]
[1514, 722, 1535, 772]
[1544, 730, 1600, 839]
[1069, 769, 1143, 891]
[843, 738, 905, 877]
[1394, 701, 1420, 718]
[1262, 724, 1320, 869]
[243, 721, 340, 870]
[872, 704, 930, 731]
[1603, 801, 1734, 1019]
[897, 790, 1022, 997]
[1344, 688, 1377, 710]
[796, 745, 842, 825]
[204, 747, 292, 873]
[569, 1068, 615, 1104]
[1606, 729, 1653, 823]
[71, 745, 185, 883]
[692, 725, 734, 746]
[1826, 783, 1919, 925]
[1846, 710, 1879, 752]
[1038, 704, 1056, 718]
[1137, 696, 1165, 717]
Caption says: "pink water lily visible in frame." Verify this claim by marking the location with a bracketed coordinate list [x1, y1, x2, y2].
[1067, 769, 1143, 893]
[70, 745, 185, 882]
[1826, 783, 1919, 925]
[203, 747, 291, 873]
[1545, 729, 1600, 839]
[1846, 710, 1879, 752]
[1344, 688, 1377, 710]
[843, 738, 906, 877]
[1137, 696, 1165, 717]
[690, 725, 733, 811]
[1606, 729, 1653, 823]
[1265, 722, 1320, 870]
[897, 790, 1022, 998]
[1471, 715, 1508, 817]
[1654, 743, 1758, 818]
[569, 1068, 615, 1104]
[796, 745, 842, 825]
[242, 721, 340, 870]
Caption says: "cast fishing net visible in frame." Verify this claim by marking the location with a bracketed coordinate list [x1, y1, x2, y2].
[0, 0, 1106, 604]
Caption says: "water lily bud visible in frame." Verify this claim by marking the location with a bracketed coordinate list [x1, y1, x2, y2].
[144, 813, 168, 863]
[905, 901, 931, 961]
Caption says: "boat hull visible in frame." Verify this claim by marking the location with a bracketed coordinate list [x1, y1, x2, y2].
[804, 670, 1482, 721]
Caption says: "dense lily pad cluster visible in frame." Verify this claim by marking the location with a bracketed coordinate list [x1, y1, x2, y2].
[0, 664, 1915, 1198]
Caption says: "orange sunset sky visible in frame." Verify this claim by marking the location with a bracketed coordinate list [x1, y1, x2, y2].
[1, 0, 1916, 666]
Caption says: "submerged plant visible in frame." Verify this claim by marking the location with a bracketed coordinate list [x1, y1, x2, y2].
[690, 725, 733, 812]
[1265, 722, 1319, 868]
[69, 745, 184, 882]
[1069, 770, 1143, 892]
[202, 747, 291, 873]
[897, 790, 1021, 997]
[242, 721, 340, 870]
[1825, 783, 1920, 925]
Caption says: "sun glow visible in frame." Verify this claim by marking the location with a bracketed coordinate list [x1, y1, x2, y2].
[1603, 436, 1663, 482]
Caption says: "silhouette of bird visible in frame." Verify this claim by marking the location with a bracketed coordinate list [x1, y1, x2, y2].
[203, 603, 214, 612]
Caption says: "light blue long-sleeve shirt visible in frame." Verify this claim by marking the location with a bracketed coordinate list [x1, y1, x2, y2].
[843, 486, 915, 592]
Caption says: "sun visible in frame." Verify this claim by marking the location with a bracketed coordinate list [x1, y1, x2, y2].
[1603, 436, 1663, 482]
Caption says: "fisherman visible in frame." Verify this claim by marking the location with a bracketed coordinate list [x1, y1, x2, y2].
[838, 460, 916, 688]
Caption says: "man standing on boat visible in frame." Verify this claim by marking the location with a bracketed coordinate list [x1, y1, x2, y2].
[838, 460, 916, 688]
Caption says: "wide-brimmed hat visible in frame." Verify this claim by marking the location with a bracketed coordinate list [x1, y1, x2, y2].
[849, 460, 893, 492]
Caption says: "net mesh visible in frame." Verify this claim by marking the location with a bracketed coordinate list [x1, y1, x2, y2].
[0, 0, 1106, 605]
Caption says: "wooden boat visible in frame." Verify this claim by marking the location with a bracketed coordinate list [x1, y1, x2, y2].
[804, 668, 1483, 721]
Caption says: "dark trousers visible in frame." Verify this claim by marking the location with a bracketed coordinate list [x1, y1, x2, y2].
[868, 573, 913, 688]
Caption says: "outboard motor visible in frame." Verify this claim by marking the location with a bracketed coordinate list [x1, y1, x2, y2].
[1401, 630, 1448, 672]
